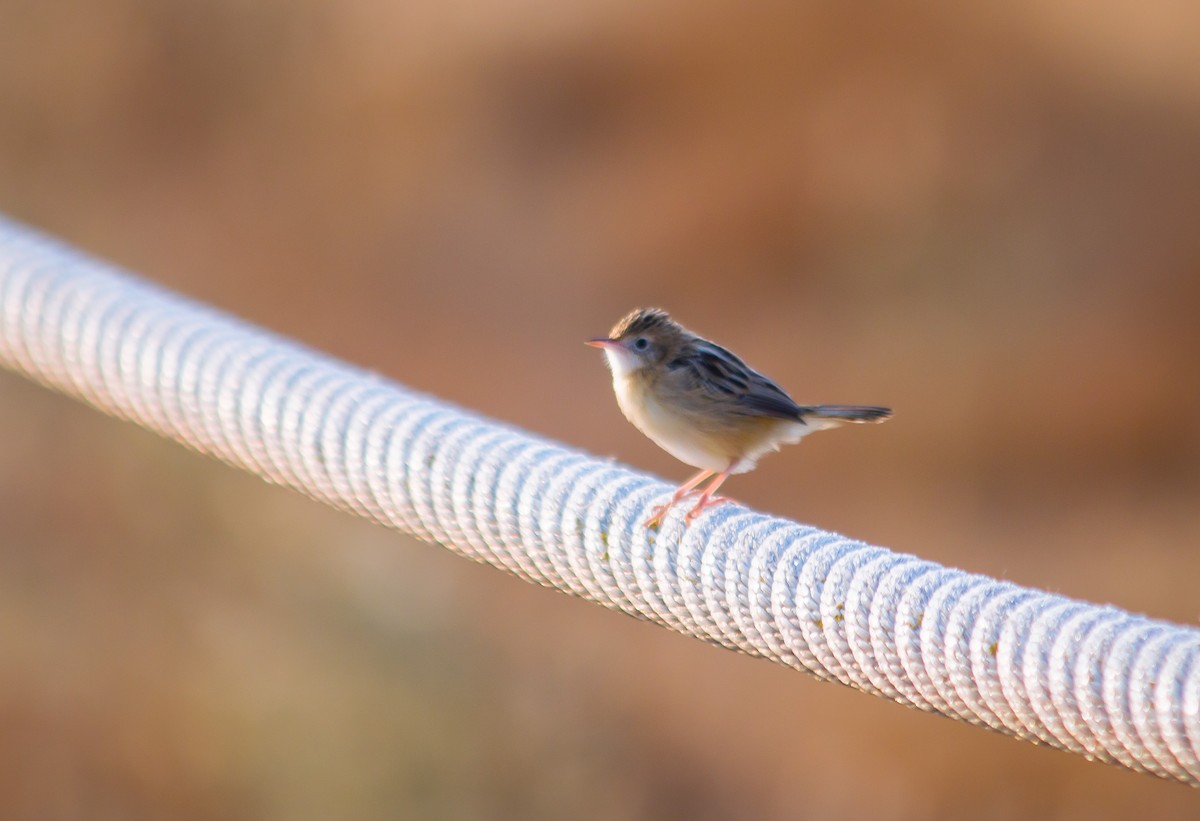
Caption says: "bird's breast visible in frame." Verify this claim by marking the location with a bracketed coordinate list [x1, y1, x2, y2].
[612, 373, 735, 472]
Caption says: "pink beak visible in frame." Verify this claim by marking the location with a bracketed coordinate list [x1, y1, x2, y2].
[586, 338, 619, 349]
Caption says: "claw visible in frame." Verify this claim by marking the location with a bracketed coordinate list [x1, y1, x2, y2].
[643, 503, 672, 529]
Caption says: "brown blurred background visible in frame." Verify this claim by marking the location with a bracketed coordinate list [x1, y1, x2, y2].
[2, 1, 1200, 818]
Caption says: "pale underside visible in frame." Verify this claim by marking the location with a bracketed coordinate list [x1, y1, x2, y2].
[606, 355, 840, 474]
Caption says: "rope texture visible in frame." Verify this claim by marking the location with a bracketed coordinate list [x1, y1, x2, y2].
[1, 216, 1197, 786]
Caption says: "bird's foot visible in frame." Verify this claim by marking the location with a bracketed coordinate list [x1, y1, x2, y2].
[644, 487, 706, 529]
[685, 495, 729, 522]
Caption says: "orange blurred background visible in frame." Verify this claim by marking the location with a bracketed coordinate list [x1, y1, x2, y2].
[1, 1, 1199, 818]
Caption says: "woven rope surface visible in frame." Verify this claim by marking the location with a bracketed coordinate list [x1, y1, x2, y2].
[1, 216, 1196, 785]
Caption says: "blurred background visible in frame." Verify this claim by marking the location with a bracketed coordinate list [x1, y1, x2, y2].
[2, 1, 1199, 818]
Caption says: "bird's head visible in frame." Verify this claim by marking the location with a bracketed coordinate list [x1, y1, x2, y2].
[586, 307, 686, 378]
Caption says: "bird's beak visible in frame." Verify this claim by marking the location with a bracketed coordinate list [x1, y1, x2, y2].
[586, 337, 618, 349]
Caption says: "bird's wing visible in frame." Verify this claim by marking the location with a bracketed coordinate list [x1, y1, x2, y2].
[669, 340, 803, 420]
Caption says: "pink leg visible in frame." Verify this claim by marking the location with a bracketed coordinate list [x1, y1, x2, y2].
[685, 469, 732, 522]
[644, 469, 714, 528]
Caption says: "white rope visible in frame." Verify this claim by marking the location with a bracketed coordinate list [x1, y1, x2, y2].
[1, 215, 1197, 786]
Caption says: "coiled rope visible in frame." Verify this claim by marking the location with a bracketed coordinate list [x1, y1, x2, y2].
[0, 216, 1196, 785]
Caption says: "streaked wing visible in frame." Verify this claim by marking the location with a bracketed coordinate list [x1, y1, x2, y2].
[671, 339, 802, 420]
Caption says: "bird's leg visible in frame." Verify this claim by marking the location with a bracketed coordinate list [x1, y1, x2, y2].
[685, 469, 732, 522]
[645, 469, 713, 528]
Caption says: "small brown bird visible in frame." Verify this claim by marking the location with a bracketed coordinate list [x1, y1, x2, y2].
[588, 308, 891, 527]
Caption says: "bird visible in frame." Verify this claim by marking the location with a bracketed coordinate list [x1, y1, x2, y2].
[587, 308, 891, 528]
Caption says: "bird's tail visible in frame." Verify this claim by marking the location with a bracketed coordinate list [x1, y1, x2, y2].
[799, 404, 892, 424]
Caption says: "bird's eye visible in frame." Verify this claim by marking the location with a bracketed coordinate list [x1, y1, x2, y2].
[633, 337, 650, 351]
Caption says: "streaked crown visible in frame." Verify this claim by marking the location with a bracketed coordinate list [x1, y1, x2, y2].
[609, 307, 680, 341]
